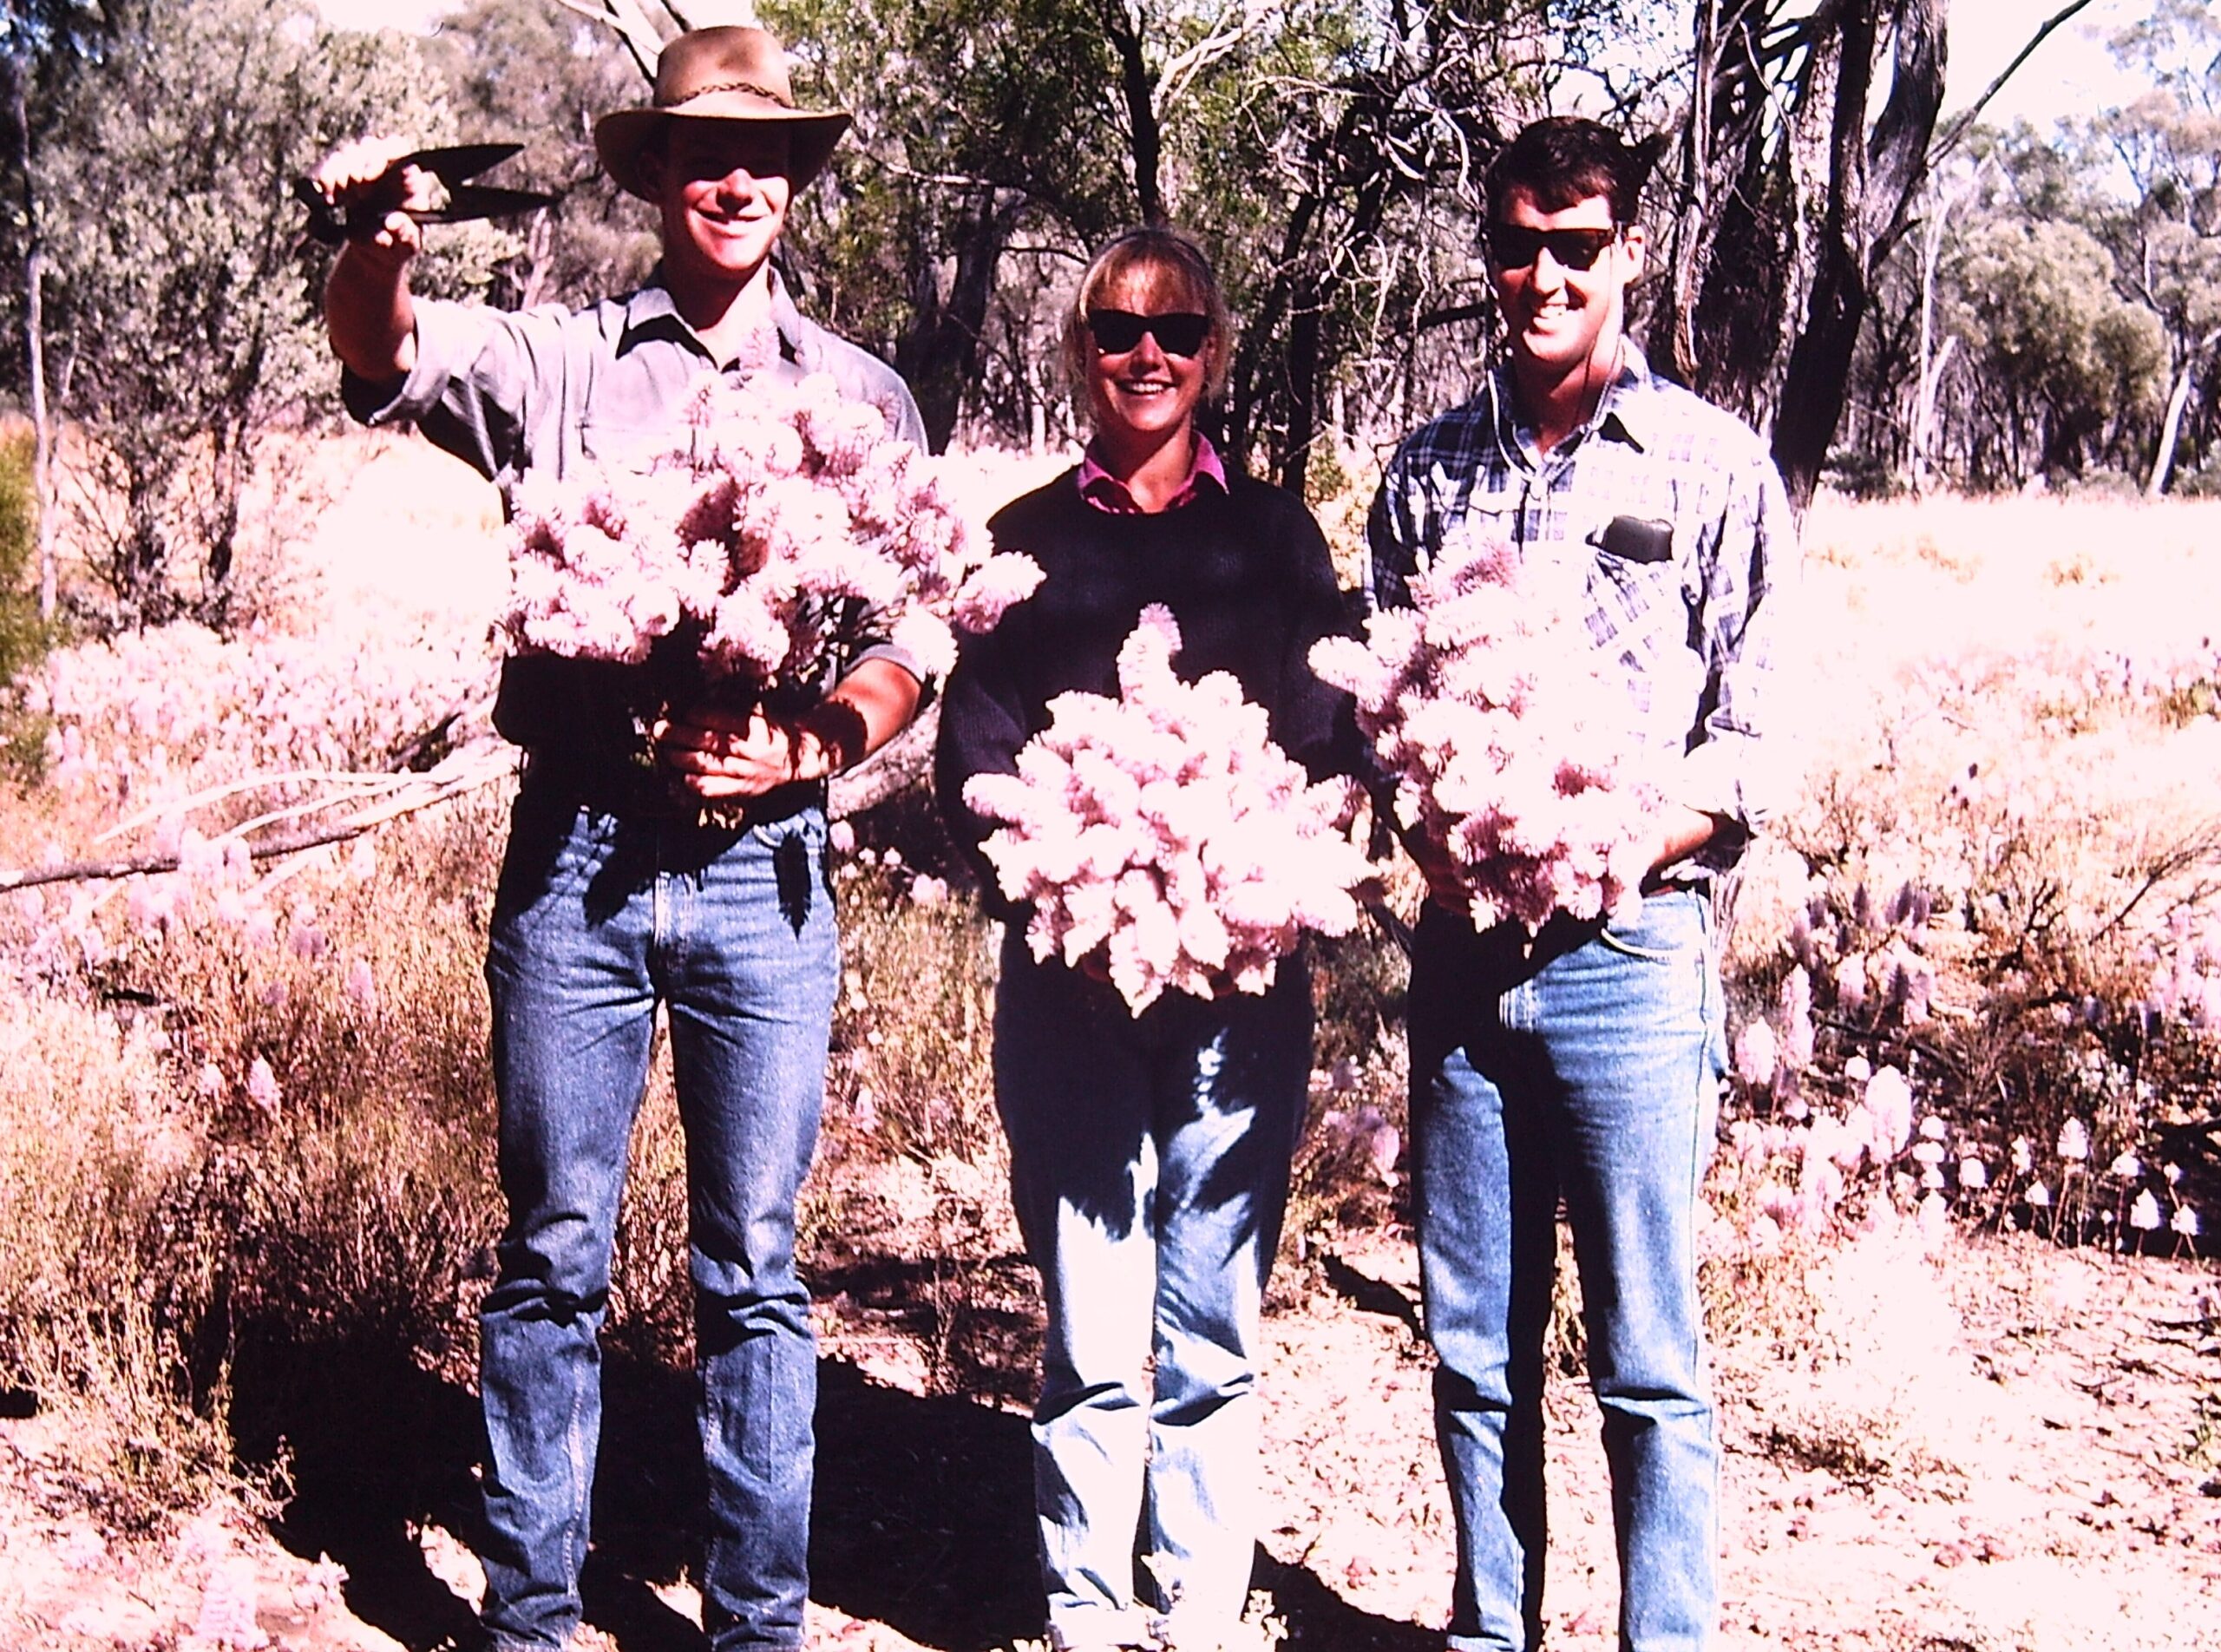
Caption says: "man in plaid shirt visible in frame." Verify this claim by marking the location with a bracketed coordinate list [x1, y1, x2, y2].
[1369, 117, 1796, 1652]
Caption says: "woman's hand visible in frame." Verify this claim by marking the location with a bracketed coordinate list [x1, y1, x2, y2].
[653, 706, 831, 800]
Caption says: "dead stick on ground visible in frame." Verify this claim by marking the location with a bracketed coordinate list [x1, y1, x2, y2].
[0, 760, 512, 894]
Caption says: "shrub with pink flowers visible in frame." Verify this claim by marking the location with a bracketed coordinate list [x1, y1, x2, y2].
[1307, 530, 1656, 931]
[962, 605, 1370, 1014]
[500, 370, 1041, 692]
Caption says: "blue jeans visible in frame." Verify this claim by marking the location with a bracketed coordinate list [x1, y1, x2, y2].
[993, 932, 1310, 1650]
[478, 784, 837, 1651]
[1409, 889, 1724, 1652]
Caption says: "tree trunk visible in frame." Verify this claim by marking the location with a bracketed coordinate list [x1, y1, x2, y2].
[1276, 285, 1321, 497]
[1656, 0, 1949, 511]
[5, 56, 56, 619]
[894, 190, 1016, 453]
[1771, 0, 1948, 507]
[1099, 0, 1163, 224]
[2147, 344, 2211, 497]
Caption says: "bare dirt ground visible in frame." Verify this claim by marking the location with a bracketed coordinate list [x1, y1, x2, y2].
[2, 1225, 2213, 1652]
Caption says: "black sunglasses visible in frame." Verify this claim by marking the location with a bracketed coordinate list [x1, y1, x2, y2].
[1486, 224, 1621, 272]
[1086, 309, 1211, 358]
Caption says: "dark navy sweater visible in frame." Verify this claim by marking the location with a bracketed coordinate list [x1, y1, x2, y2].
[934, 468, 1361, 921]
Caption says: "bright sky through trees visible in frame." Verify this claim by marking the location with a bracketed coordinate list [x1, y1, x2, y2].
[316, 0, 2135, 129]
[1943, 0, 2141, 125]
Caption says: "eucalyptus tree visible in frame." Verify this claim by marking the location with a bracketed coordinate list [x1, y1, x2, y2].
[2100, 0, 2221, 494]
[0, 0, 109, 618]
[35, 0, 503, 626]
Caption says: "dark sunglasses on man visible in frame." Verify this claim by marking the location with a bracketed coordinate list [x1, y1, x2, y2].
[1086, 309, 1212, 358]
[1485, 223, 1621, 272]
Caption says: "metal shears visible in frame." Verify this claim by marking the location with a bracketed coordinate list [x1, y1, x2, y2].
[294, 142, 557, 246]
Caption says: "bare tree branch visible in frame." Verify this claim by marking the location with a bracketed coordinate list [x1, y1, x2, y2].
[1931, 0, 2100, 162]
[554, 0, 665, 83]
[0, 755, 513, 895]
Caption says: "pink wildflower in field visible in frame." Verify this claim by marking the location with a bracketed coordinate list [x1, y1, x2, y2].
[1917, 1188, 1948, 1232]
[2172, 1204, 2199, 1238]
[2057, 1118, 2090, 1163]
[245, 1058, 281, 1118]
[1861, 1065, 1914, 1159]
[2106, 1150, 2140, 1179]
[344, 959, 377, 1011]
[2011, 1136, 2034, 1174]
[1958, 1157, 1988, 1190]
[1780, 966, 1814, 1068]
[128, 877, 176, 931]
[2025, 1180, 2053, 1209]
[966, 606, 1368, 1013]
[828, 820, 856, 855]
[1309, 529, 1655, 931]
[908, 873, 949, 907]
[2128, 1190, 2162, 1233]
[1733, 1019, 1777, 1087]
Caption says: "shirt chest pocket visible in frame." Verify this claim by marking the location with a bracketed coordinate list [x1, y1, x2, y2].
[1581, 502, 1703, 677]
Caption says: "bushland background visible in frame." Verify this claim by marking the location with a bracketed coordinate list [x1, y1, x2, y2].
[0, 3, 2216, 1649]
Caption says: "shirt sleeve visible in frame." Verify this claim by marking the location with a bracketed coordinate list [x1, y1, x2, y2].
[1668, 442, 1800, 869]
[1273, 499, 1367, 783]
[1365, 443, 1423, 615]
[933, 586, 1033, 924]
[339, 297, 566, 488]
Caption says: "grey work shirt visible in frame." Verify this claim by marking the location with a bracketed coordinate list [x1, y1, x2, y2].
[344, 272, 928, 764]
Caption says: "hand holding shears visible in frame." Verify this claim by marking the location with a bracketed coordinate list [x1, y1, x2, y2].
[298, 137, 556, 256]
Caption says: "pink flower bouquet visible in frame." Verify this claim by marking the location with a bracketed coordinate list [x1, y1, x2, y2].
[964, 605, 1369, 1014]
[1309, 532, 1656, 931]
[499, 370, 1041, 697]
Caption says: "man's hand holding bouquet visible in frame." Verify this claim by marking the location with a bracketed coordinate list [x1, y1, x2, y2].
[1310, 530, 1660, 932]
[500, 365, 1041, 806]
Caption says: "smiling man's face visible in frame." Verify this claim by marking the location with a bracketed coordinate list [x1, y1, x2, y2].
[1488, 186, 1645, 388]
[646, 120, 794, 292]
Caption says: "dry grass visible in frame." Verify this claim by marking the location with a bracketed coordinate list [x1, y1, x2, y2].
[1, 473, 2218, 1542]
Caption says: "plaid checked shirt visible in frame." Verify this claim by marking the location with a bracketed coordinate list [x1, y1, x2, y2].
[1366, 340, 1797, 874]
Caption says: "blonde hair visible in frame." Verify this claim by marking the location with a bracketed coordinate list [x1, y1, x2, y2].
[1060, 226, 1233, 402]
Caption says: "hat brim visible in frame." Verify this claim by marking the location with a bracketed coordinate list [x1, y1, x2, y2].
[594, 106, 851, 201]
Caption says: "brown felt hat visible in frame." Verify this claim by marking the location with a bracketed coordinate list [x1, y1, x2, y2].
[593, 26, 851, 201]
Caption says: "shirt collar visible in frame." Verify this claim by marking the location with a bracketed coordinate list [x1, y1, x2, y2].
[1490, 336, 1660, 462]
[1076, 430, 1228, 514]
[619, 266, 809, 368]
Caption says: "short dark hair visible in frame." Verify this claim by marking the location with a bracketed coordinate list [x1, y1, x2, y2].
[1484, 116, 1655, 228]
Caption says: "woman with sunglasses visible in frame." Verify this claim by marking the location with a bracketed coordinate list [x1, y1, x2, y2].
[936, 227, 1355, 1652]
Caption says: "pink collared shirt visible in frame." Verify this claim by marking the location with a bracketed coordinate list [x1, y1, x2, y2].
[1076, 432, 1229, 514]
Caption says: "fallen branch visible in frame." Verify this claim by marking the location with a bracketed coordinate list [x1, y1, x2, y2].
[0, 750, 514, 895]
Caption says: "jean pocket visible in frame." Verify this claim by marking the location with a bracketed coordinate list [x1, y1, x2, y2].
[1595, 890, 1706, 963]
[492, 795, 606, 930]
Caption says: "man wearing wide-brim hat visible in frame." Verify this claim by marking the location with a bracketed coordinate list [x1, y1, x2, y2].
[314, 26, 927, 1652]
